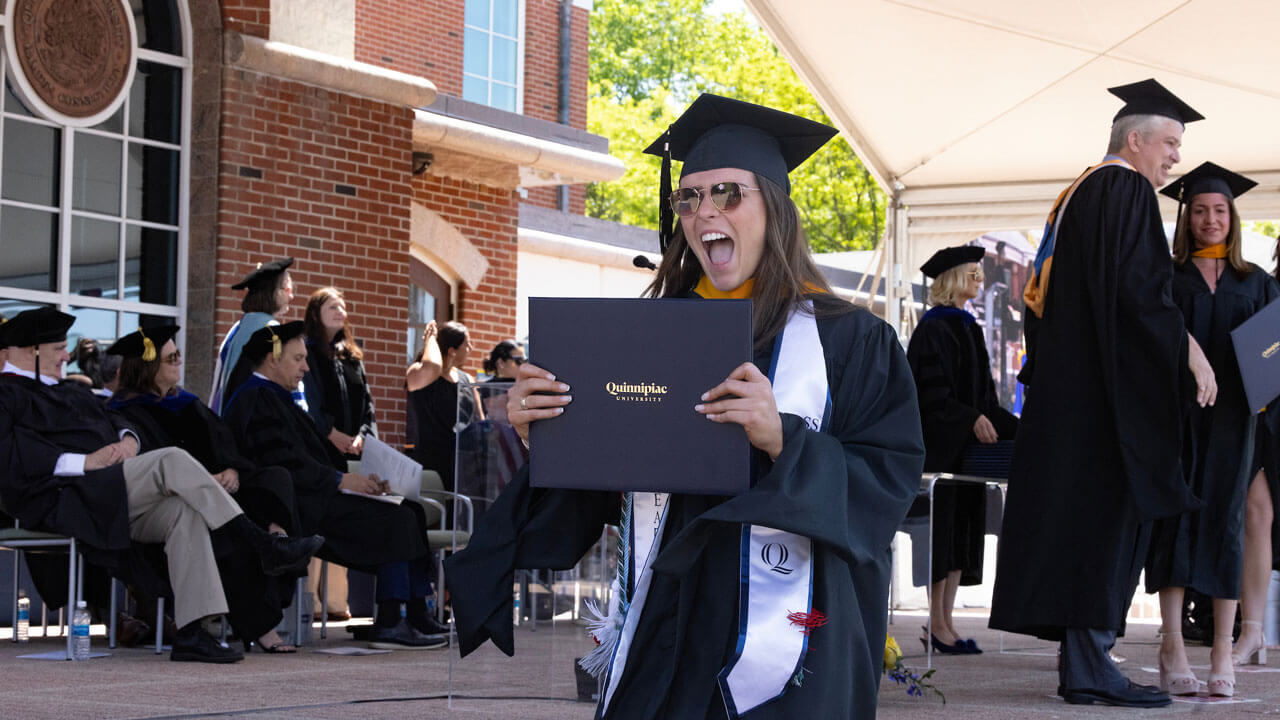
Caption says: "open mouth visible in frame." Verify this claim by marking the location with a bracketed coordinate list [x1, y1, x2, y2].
[701, 232, 735, 266]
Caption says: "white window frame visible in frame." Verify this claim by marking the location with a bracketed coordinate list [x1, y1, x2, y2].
[0, 0, 191, 349]
[462, 0, 526, 114]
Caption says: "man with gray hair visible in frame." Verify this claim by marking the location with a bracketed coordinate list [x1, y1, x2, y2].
[990, 79, 1217, 707]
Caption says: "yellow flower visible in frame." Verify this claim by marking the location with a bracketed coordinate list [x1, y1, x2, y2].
[884, 636, 902, 668]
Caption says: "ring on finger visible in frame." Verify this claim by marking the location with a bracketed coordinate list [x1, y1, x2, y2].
[520, 396, 529, 410]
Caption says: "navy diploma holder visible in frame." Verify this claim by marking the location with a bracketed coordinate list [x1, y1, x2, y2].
[1232, 297, 1280, 413]
[528, 297, 752, 494]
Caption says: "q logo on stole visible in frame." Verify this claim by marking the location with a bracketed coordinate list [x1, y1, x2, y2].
[760, 542, 793, 575]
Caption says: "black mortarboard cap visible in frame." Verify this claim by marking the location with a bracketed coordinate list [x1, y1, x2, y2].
[920, 246, 986, 279]
[2, 307, 75, 347]
[243, 321, 305, 364]
[106, 325, 181, 361]
[1108, 79, 1204, 124]
[642, 94, 838, 252]
[1160, 161, 1257, 202]
[231, 257, 294, 291]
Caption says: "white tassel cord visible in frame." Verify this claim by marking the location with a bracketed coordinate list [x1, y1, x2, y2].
[578, 581, 628, 678]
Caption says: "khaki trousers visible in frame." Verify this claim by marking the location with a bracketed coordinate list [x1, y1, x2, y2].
[122, 448, 243, 628]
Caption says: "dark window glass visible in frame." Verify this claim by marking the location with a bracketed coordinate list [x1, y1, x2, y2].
[126, 143, 178, 225]
[2, 120, 60, 206]
[73, 134, 123, 215]
[124, 224, 177, 304]
[121, 310, 176, 333]
[0, 205, 58, 291]
[128, 62, 181, 144]
[4, 79, 34, 118]
[130, 0, 182, 55]
[71, 216, 121, 298]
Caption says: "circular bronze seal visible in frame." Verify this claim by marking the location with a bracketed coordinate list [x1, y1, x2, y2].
[8, 0, 135, 121]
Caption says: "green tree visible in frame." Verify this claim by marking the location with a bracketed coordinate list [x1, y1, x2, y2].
[586, 1, 885, 252]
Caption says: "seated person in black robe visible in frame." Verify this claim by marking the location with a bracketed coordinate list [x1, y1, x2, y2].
[0, 308, 324, 663]
[106, 325, 307, 653]
[221, 321, 448, 649]
[907, 245, 1019, 656]
[445, 95, 924, 720]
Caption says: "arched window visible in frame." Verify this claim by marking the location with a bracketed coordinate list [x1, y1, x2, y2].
[0, 0, 189, 352]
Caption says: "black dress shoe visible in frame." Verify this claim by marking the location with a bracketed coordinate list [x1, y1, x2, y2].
[258, 533, 325, 576]
[367, 619, 448, 650]
[1062, 681, 1171, 707]
[171, 628, 244, 664]
[409, 613, 452, 637]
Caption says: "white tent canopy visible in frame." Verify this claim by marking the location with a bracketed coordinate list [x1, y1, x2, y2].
[744, 0, 1280, 328]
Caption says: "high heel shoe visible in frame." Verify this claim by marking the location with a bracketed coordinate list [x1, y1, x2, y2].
[1233, 619, 1268, 666]
[1158, 631, 1201, 696]
[1210, 635, 1237, 697]
[918, 626, 968, 655]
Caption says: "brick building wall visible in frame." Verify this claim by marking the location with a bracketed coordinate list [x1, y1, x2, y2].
[221, 0, 270, 37]
[354, 0, 464, 93]
[412, 174, 520, 372]
[217, 67, 416, 444]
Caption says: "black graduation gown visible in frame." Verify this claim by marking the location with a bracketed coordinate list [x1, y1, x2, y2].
[990, 165, 1199, 641]
[906, 307, 1017, 585]
[110, 391, 300, 535]
[304, 338, 377, 458]
[0, 375, 172, 605]
[1146, 263, 1280, 597]
[221, 375, 430, 572]
[445, 304, 923, 720]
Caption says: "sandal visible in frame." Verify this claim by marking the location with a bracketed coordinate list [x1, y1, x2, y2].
[1233, 620, 1268, 666]
[258, 642, 298, 654]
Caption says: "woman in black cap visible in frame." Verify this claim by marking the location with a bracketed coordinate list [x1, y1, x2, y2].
[108, 326, 305, 652]
[907, 245, 1017, 656]
[211, 257, 296, 414]
[1145, 163, 1280, 697]
[447, 94, 923, 719]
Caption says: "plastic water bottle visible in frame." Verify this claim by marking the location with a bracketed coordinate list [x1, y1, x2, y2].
[15, 591, 29, 643]
[513, 588, 521, 626]
[71, 601, 90, 661]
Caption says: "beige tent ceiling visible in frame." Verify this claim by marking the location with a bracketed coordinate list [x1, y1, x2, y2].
[744, 0, 1280, 259]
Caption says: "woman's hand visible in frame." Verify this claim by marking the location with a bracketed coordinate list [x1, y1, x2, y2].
[695, 362, 784, 460]
[339, 473, 386, 494]
[349, 434, 364, 456]
[1187, 334, 1217, 407]
[507, 362, 571, 445]
[212, 468, 240, 493]
[973, 414, 998, 444]
[328, 428, 356, 454]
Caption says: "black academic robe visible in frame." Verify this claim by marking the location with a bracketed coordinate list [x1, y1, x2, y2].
[1147, 263, 1280, 597]
[906, 307, 1017, 585]
[304, 338, 377, 453]
[110, 390, 300, 535]
[0, 375, 171, 604]
[990, 165, 1198, 641]
[221, 375, 430, 572]
[446, 301, 923, 720]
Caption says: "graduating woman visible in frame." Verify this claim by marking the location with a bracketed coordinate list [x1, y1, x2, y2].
[1146, 163, 1280, 697]
[445, 95, 923, 719]
[907, 245, 1017, 656]
[107, 325, 304, 652]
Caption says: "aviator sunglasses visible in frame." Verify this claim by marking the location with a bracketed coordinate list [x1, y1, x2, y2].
[670, 182, 760, 217]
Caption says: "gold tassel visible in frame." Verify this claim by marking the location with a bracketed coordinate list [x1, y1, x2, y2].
[140, 330, 156, 362]
[270, 328, 282, 360]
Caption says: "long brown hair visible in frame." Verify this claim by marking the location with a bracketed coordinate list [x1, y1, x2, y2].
[304, 287, 364, 362]
[116, 355, 165, 399]
[644, 174, 847, 352]
[1171, 195, 1251, 276]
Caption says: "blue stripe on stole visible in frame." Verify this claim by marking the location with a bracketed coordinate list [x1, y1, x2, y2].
[717, 524, 755, 719]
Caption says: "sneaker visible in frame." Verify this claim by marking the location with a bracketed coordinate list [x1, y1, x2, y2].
[367, 619, 448, 650]
[171, 628, 244, 664]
